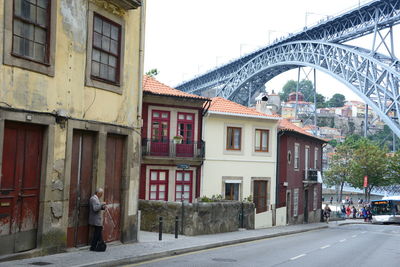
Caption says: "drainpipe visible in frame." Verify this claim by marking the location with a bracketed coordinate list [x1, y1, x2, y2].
[137, 0, 146, 128]
[275, 130, 285, 225]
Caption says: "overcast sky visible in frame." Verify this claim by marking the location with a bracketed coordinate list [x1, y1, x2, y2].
[144, 0, 394, 102]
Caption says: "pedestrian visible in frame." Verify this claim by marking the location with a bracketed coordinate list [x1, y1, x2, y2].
[341, 205, 346, 218]
[352, 206, 357, 219]
[346, 205, 351, 218]
[89, 188, 107, 251]
[330, 196, 333, 205]
[323, 204, 332, 223]
[367, 208, 372, 222]
[362, 206, 367, 222]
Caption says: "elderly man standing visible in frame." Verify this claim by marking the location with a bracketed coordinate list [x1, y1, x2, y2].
[89, 188, 106, 251]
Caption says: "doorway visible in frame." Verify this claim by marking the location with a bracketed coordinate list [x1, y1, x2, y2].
[67, 131, 96, 247]
[304, 189, 309, 223]
[0, 122, 44, 254]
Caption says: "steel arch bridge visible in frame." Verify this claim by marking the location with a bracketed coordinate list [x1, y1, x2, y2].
[218, 41, 400, 137]
[176, 0, 400, 138]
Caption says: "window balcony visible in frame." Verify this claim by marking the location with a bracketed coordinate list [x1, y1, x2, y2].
[141, 139, 205, 159]
[303, 169, 319, 183]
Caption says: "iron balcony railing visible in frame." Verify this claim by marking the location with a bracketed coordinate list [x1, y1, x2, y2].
[304, 169, 318, 182]
[141, 139, 205, 159]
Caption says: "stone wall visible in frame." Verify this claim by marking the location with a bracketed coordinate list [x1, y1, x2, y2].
[139, 200, 255, 236]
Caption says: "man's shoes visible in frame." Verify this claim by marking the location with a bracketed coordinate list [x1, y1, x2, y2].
[90, 247, 95, 251]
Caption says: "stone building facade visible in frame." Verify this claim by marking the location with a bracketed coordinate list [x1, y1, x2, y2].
[0, 0, 144, 255]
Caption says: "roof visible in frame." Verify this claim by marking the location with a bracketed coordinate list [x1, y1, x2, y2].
[278, 119, 326, 142]
[142, 76, 209, 101]
[208, 97, 280, 119]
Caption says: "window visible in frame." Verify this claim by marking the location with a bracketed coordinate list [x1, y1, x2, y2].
[13, 0, 50, 63]
[149, 170, 168, 201]
[177, 113, 194, 144]
[4, 0, 56, 75]
[293, 188, 299, 217]
[226, 127, 241, 150]
[91, 13, 121, 84]
[305, 146, 310, 170]
[314, 148, 319, 169]
[175, 171, 192, 203]
[254, 181, 268, 213]
[294, 143, 300, 170]
[225, 183, 240, 200]
[255, 129, 269, 152]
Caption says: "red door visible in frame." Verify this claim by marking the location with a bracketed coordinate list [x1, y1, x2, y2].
[150, 110, 170, 156]
[103, 134, 124, 242]
[0, 122, 43, 254]
[176, 113, 194, 157]
[67, 131, 95, 247]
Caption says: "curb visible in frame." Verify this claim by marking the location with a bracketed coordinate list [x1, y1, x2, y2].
[77, 225, 328, 267]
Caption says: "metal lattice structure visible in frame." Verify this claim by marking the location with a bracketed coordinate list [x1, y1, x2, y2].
[175, 0, 400, 193]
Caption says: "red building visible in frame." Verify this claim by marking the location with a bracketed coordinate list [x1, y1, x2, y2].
[277, 119, 326, 224]
[140, 76, 210, 202]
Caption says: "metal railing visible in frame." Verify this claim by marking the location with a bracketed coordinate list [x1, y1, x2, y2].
[141, 139, 205, 159]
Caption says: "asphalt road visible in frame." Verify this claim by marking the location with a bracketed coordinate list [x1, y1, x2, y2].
[126, 224, 400, 267]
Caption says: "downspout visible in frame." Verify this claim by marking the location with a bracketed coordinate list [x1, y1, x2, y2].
[137, 0, 146, 128]
[275, 129, 285, 225]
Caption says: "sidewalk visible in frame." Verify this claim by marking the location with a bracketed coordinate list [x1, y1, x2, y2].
[1, 223, 333, 267]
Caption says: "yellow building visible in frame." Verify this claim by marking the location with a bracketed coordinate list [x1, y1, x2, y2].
[0, 0, 144, 255]
[202, 97, 280, 228]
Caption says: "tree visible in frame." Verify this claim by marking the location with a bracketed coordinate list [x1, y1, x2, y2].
[145, 68, 159, 77]
[324, 143, 354, 202]
[279, 80, 326, 107]
[327, 93, 346, 107]
[347, 139, 389, 202]
[387, 151, 400, 184]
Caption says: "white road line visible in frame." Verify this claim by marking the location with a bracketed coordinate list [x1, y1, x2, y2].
[340, 239, 346, 242]
[351, 235, 357, 238]
[290, 254, 306, 260]
[361, 231, 367, 234]
[320, 245, 331, 249]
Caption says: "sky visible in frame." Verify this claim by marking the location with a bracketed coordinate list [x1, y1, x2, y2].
[143, 0, 394, 102]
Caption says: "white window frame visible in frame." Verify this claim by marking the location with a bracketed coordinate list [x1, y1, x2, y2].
[293, 188, 299, 217]
[294, 143, 300, 170]
[314, 148, 319, 169]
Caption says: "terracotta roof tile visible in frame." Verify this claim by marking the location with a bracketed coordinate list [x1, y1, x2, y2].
[278, 119, 326, 142]
[142, 76, 209, 100]
[208, 97, 280, 119]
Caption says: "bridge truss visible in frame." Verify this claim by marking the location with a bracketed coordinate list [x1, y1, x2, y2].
[176, 0, 400, 193]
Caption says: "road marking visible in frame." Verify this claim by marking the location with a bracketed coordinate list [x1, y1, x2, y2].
[290, 254, 306, 260]
[361, 231, 367, 234]
[320, 245, 330, 249]
[339, 239, 346, 242]
[351, 235, 357, 238]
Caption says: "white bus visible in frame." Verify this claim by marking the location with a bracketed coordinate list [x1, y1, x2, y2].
[371, 196, 400, 224]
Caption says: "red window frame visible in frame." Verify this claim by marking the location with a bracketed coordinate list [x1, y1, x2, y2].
[176, 113, 195, 144]
[255, 129, 269, 152]
[226, 127, 241, 150]
[91, 13, 121, 85]
[149, 170, 168, 201]
[12, 0, 51, 64]
[175, 170, 193, 203]
[254, 181, 268, 213]
[151, 110, 170, 142]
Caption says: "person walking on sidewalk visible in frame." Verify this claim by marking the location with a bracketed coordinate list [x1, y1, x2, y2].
[323, 204, 332, 223]
[89, 188, 107, 251]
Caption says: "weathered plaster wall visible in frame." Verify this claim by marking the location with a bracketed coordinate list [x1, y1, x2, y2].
[139, 200, 255, 236]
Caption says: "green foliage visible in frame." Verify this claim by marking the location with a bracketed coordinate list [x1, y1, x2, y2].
[243, 195, 253, 202]
[199, 194, 224, 202]
[145, 68, 159, 77]
[348, 139, 389, 201]
[280, 80, 327, 108]
[367, 125, 400, 151]
[387, 151, 400, 184]
[328, 139, 338, 147]
[327, 93, 346, 107]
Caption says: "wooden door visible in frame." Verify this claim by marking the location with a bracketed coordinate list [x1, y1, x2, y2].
[103, 135, 124, 242]
[0, 122, 43, 255]
[67, 131, 95, 247]
[150, 110, 170, 156]
[176, 113, 194, 157]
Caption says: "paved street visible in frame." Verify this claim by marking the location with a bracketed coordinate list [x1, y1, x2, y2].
[127, 224, 400, 267]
